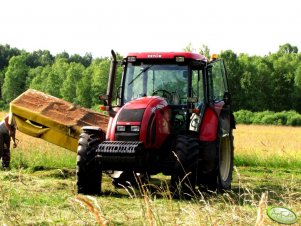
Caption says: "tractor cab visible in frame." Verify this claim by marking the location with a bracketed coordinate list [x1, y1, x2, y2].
[109, 52, 231, 134]
[121, 53, 203, 134]
[120, 52, 206, 106]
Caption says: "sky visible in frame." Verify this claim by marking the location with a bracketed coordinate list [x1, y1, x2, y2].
[0, 0, 300, 58]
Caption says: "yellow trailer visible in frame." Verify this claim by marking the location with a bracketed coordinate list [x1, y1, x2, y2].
[10, 89, 109, 152]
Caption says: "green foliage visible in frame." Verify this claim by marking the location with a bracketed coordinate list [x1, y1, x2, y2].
[76, 68, 92, 107]
[1, 42, 301, 114]
[0, 100, 8, 110]
[220, 43, 301, 112]
[0, 44, 21, 70]
[25, 50, 54, 67]
[2, 54, 30, 102]
[234, 110, 301, 126]
[233, 110, 254, 124]
[91, 59, 110, 106]
[28, 57, 110, 108]
[60, 62, 85, 102]
[29, 66, 50, 92]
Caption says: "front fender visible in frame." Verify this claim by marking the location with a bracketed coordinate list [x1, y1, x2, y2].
[81, 126, 106, 142]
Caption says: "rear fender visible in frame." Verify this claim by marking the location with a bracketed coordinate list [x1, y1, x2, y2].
[199, 107, 218, 141]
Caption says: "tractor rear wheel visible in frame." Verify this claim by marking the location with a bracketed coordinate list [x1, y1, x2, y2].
[171, 134, 199, 198]
[217, 132, 234, 190]
[199, 129, 234, 192]
[77, 132, 102, 195]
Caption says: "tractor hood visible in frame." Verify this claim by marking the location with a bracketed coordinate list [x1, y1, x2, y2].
[106, 96, 170, 146]
[122, 96, 166, 110]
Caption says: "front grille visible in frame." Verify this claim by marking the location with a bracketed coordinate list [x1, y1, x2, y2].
[115, 132, 140, 141]
[97, 141, 142, 154]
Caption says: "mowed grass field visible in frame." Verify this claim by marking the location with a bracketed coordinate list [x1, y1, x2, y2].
[0, 111, 300, 225]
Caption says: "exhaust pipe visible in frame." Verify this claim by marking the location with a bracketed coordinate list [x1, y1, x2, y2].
[104, 50, 118, 117]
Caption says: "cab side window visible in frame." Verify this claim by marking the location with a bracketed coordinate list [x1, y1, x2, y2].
[208, 60, 228, 102]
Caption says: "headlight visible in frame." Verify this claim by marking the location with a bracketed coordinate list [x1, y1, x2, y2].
[130, 126, 140, 132]
[116, 125, 126, 132]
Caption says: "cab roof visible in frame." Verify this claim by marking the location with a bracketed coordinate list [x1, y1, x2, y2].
[126, 52, 207, 61]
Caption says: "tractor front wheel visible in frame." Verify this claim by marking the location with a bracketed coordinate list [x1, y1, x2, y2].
[77, 132, 102, 195]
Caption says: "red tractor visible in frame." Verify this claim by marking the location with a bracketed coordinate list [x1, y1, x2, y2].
[77, 50, 235, 196]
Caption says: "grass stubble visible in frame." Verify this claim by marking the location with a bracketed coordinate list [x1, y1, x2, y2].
[0, 123, 300, 225]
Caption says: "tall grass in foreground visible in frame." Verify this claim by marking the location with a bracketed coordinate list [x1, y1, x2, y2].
[1, 121, 301, 225]
[70, 168, 300, 226]
[1, 165, 300, 225]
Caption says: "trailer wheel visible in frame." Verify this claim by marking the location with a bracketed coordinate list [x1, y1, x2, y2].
[171, 134, 199, 198]
[77, 132, 102, 195]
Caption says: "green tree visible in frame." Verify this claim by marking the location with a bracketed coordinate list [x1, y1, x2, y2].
[70, 53, 93, 67]
[267, 47, 298, 111]
[90, 59, 110, 106]
[198, 44, 210, 59]
[26, 50, 54, 67]
[60, 62, 85, 102]
[0, 70, 4, 99]
[183, 42, 193, 52]
[2, 54, 29, 102]
[45, 70, 63, 97]
[0, 44, 21, 70]
[278, 43, 298, 54]
[294, 64, 301, 112]
[220, 50, 243, 111]
[44, 58, 70, 98]
[55, 51, 70, 61]
[29, 66, 51, 93]
[76, 67, 92, 107]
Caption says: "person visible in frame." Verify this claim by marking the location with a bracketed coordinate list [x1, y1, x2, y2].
[0, 113, 17, 169]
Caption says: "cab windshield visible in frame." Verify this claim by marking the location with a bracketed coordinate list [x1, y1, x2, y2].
[124, 63, 188, 105]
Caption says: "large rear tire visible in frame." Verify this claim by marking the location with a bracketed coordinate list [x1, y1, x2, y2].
[217, 132, 234, 190]
[199, 129, 234, 192]
[77, 132, 102, 195]
[171, 134, 199, 198]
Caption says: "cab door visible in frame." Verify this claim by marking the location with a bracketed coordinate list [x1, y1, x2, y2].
[207, 59, 232, 136]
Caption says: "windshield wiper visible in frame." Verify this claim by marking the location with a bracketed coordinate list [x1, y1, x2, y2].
[128, 65, 153, 85]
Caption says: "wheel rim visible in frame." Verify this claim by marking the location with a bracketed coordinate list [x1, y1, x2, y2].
[219, 136, 231, 181]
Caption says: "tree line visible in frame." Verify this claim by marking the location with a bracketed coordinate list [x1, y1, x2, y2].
[0, 44, 122, 110]
[1, 43, 301, 112]
[220, 43, 301, 112]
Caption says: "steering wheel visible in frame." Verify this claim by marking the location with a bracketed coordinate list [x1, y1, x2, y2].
[152, 89, 172, 102]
